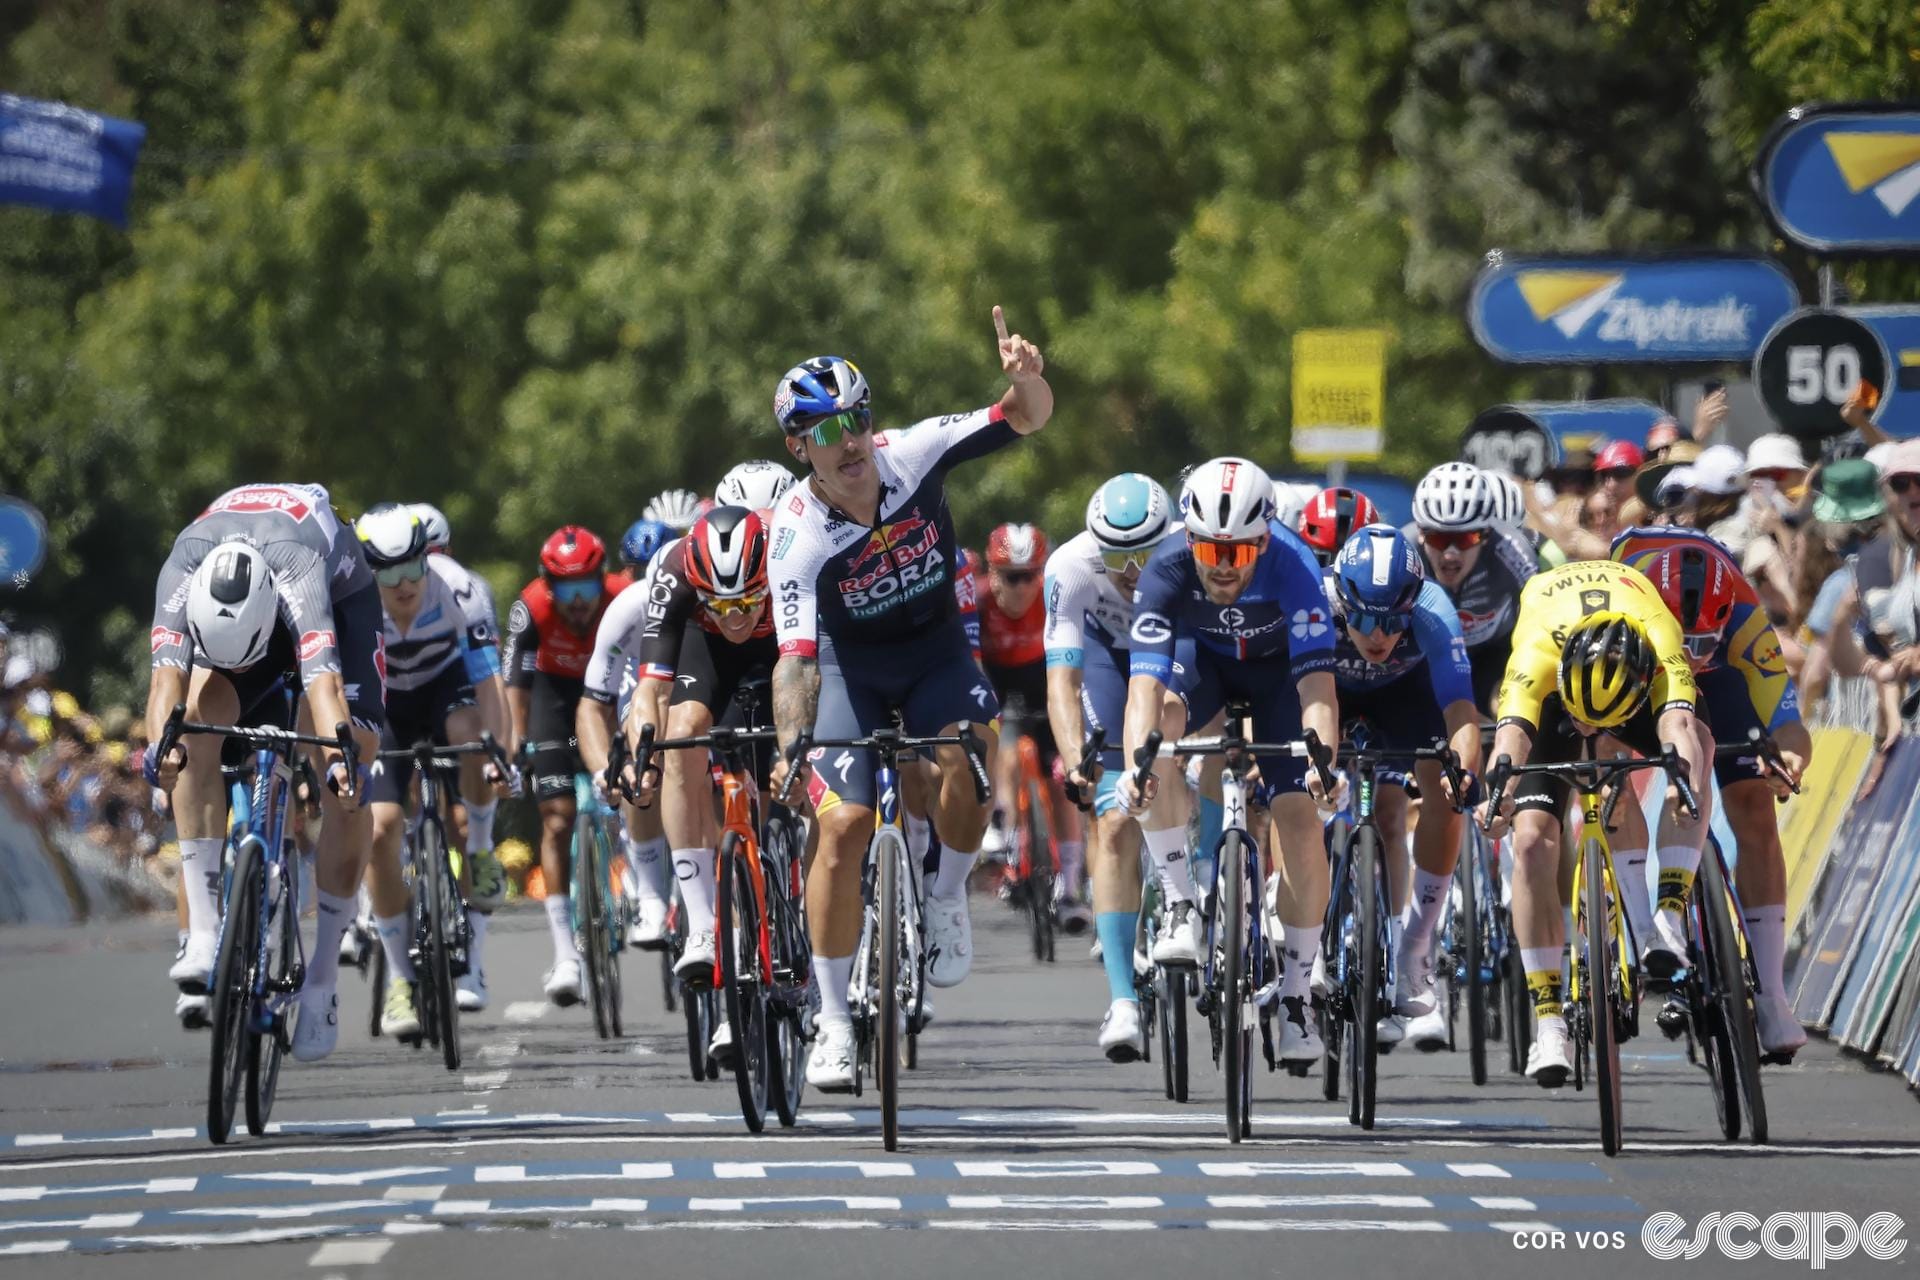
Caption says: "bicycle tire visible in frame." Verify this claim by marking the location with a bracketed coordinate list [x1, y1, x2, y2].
[602, 819, 625, 1038]
[1024, 777, 1055, 963]
[1585, 838, 1624, 1157]
[1353, 824, 1381, 1131]
[423, 821, 461, 1072]
[369, 935, 387, 1039]
[763, 816, 808, 1129]
[244, 866, 291, 1136]
[1505, 936, 1530, 1076]
[877, 830, 904, 1152]
[575, 816, 610, 1041]
[207, 838, 261, 1146]
[1160, 965, 1190, 1103]
[1320, 999, 1342, 1103]
[1461, 833, 1488, 1086]
[717, 833, 771, 1133]
[1221, 831, 1251, 1143]
[1690, 894, 1740, 1141]
[682, 971, 711, 1082]
[1701, 847, 1767, 1144]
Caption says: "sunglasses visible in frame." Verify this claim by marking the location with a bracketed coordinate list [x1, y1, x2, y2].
[1889, 474, 1920, 494]
[1683, 630, 1721, 663]
[375, 558, 428, 588]
[1189, 536, 1263, 569]
[704, 591, 767, 617]
[1421, 529, 1485, 552]
[1100, 547, 1153, 573]
[1597, 467, 1635, 482]
[996, 569, 1037, 586]
[1348, 610, 1411, 637]
[552, 577, 603, 605]
[1749, 468, 1801, 483]
[803, 407, 874, 447]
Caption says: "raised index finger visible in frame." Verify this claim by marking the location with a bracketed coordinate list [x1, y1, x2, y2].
[992, 305, 1010, 345]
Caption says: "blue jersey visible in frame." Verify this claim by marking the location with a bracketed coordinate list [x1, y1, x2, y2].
[1323, 575, 1475, 708]
[1129, 519, 1335, 683]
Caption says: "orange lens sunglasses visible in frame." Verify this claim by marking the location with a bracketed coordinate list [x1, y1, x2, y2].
[1189, 536, 1263, 569]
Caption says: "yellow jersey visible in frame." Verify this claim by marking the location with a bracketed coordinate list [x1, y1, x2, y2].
[1495, 560, 1698, 732]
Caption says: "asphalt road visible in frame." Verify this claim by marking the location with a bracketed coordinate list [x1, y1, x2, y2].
[2, 903, 1918, 1278]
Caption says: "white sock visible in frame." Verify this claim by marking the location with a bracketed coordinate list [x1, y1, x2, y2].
[932, 845, 977, 901]
[1400, 868, 1451, 955]
[674, 848, 717, 933]
[307, 889, 354, 989]
[1143, 826, 1195, 905]
[1058, 841, 1086, 897]
[1655, 844, 1702, 914]
[905, 812, 932, 863]
[1614, 848, 1653, 947]
[544, 894, 576, 963]
[376, 912, 416, 982]
[1279, 925, 1322, 999]
[179, 836, 224, 938]
[464, 800, 497, 853]
[1743, 903, 1788, 999]
[630, 837, 669, 909]
[813, 953, 854, 1026]
[468, 909, 489, 976]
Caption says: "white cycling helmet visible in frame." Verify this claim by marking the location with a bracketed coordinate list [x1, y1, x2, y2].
[1181, 457, 1275, 542]
[356, 503, 429, 569]
[714, 459, 796, 511]
[1086, 473, 1173, 555]
[1484, 471, 1525, 527]
[1412, 462, 1492, 531]
[1272, 481, 1314, 534]
[186, 541, 278, 670]
[643, 488, 703, 534]
[410, 503, 451, 553]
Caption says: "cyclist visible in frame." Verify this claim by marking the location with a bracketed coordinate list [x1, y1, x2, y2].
[979, 523, 1087, 932]
[1487, 561, 1710, 1086]
[143, 483, 385, 1061]
[1045, 473, 1193, 1060]
[1613, 530, 1812, 1060]
[1117, 457, 1340, 1069]
[503, 525, 630, 1007]
[1406, 462, 1538, 714]
[768, 310, 1052, 1092]
[1482, 471, 1566, 570]
[1297, 486, 1381, 568]
[1323, 525, 1483, 1049]
[644, 489, 705, 536]
[353, 505, 511, 1034]
[714, 459, 797, 511]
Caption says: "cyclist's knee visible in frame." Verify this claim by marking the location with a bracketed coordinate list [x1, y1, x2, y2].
[815, 807, 872, 870]
[1509, 812, 1559, 875]
[665, 699, 711, 739]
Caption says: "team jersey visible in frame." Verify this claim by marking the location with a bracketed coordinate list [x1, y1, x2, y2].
[503, 574, 630, 686]
[580, 541, 680, 703]
[1610, 526, 1800, 732]
[150, 482, 374, 685]
[1043, 531, 1138, 669]
[1323, 575, 1475, 707]
[769, 404, 1021, 657]
[956, 548, 982, 660]
[1495, 559, 1698, 732]
[377, 572, 491, 693]
[635, 538, 775, 681]
[979, 582, 1047, 669]
[425, 554, 501, 683]
[1402, 521, 1537, 652]
[1129, 519, 1335, 684]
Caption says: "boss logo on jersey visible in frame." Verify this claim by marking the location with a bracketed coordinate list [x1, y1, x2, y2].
[1132, 612, 1172, 644]
[298, 630, 335, 663]
[150, 625, 184, 653]
[201, 486, 313, 521]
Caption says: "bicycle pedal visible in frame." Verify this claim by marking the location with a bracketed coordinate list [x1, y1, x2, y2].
[1655, 1002, 1689, 1040]
[1760, 1049, 1797, 1067]
[1283, 1060, 1311, 1078]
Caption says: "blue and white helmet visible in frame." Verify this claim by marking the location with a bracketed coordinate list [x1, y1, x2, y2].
[1332, 524, 1425, 617]
[773, 356, 871, 436]
[1086, 473, 1173, 556]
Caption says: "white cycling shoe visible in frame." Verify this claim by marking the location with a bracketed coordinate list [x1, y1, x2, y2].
[1150, 901, 1202, 967]
[1640, 910, 1689, 989]
[628, 898, 670, 951]
[1407, 982, 1450, 1051]
[1310, 948, 1331, 999]
[544, 958, 583, 1007]
[175, 992, 209, 1030]
[291, 987, 340, 1063]
[807, 1020, 857, 1093]
[1756, 993, 1808, 1062]
[1278, 995, 1324, 1064]
[926, 894, 974, 988]
[1393, 950, 1438, 1017]
[1377, 1013, 1406, 1048]
[169, 932, 217, 995]
[676, 929, 718, 988]
[1099, 999, 1146, 1063]
[709, 1017, 736, 1068]
[1526, 1019, 1573, 1088]
[456, 968, 489, 1013]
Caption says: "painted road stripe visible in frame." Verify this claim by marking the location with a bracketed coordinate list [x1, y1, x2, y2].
[946, 1195, 1166, 1211]
[501, 1002, 547, 1024]
[233, 1167, 450, 1187]
[1200, 1161, 1413, 1178]
[473, 1163, 673, 1183]
[953, 1160, 1161, 1178]
[307, 1239, 392, 1267]
[1207, 1218, 1450, 1233]
[711, 1161, 913, 1179]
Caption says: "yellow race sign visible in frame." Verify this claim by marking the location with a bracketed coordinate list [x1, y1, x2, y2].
[1292, 328, 1388, 462]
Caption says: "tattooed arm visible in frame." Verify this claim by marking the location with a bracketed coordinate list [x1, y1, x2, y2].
[772, 653, 821, 753]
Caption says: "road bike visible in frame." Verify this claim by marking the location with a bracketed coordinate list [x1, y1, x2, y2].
[999, 696, 1059, 962]
[1446, 814, 1522, 1085]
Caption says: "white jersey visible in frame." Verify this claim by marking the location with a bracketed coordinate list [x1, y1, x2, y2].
[381, 572, 480, 693]
[1042, 530, 1140, 668]
[428, 554, 499, 643]
[583, 539, 682, 703]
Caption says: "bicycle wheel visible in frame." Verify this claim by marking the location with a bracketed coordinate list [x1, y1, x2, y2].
[575, 818, 610, 1040]
[1320, 998, 1343, 1103]
[423, 822, 462, 1071]
[1221, 832, 1252, 1142]
[207, 838, 261, 1146]
[876, 830, 904, 1152]
[1353, 825, 1381, 1131]
[244, 869, 292, 1136]
[601, 822, 625, 1038]
[1689, 902, 1740, 1141]
[1700, 847, 1767, 1144]
[763, 818, 809, 1129]
[1584, 838, 1623, 1157]
[1460, 835, 1488, 1087]
[1160, 965, 1190, 1103]
[368, 934, 387, 1039]
[1024, 777, 1055, 963]
[717, 833, 771, 1133]
[1504, 935, 1530, 1076]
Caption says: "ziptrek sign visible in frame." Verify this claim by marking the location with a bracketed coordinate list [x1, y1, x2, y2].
[1467, 253, 1798, 365]
[1755, 102, 1920, 256]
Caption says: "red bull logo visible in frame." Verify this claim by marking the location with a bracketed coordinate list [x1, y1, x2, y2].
[848, 515, 929, 573]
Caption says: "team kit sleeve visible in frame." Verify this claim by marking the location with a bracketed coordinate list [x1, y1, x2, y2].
[582, 586, 651, 703]
[1043, 552, 1092, 670]
[1412, 580, 1475, 708]
[148, 539, 201, 672]
[770, 505, 826, 660]
[266, 543, 345, 684]
[1275, 529, 1337, 681]
[877, 405, 1020, 481]
[637, 544, 697, 682]
[501, 591, 540, 690]
[1127, 546, 1185, 683]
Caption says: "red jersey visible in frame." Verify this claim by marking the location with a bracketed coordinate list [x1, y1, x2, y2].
[503, 574, 629, 684]
[979, 583, 1047, 669]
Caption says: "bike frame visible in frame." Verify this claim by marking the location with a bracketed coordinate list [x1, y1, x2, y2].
[221, 739, 302, 1039]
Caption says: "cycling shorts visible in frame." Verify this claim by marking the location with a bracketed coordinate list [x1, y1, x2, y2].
[1337, 670, 1448, 789]
[985, 658, 1057, 767]
[1510, 694, 1661, 818]
[370, 662, 477, 807]
[1178, 643, 1310, 796]
[526, 670, 584, 802]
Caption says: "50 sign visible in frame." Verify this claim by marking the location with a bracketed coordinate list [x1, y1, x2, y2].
[1756, 310, 1887, 437]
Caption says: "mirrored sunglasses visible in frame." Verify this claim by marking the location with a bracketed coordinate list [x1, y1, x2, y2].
[1349, 610, 1412, 637]
[1189, 537, 1262, 569]
[552, 577, 603, 605]
[1099, 547, 1153, 573]
[375, 558, 428, 588]
[704, 592, 767, 617]
[805, 407, 874, 446]
[1421, 529, 1485, 552]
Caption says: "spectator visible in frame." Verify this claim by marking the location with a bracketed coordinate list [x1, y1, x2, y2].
[1803, 457, 1906, 746]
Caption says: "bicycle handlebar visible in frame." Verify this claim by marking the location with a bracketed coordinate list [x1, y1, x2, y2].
[159, 703, 362, 802]
[1714, 726, 1802, 796]
[1064, 726, 1107, 811]
[775, 725, 992, 807]
[1480, 742, 1698, 834]
[376, 732, 510, 776]
[1292, 733, 1472, 810]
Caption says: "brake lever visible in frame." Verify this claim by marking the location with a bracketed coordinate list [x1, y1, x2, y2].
[1663, 743, 1701, 822]
[1067, 727, 1106, 811]
[959, 725, 992, 803]
[330, 721, 360, 802]
[776, 733, 812, 807]
[1301, 727, 1336, 800]
[1130, 729, 1164, 805]
[1480, 754, 1513, 835]
[624, 724, 655, 808]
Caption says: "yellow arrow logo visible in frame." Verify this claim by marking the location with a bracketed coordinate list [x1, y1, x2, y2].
[1824, 132, 1920, 216]
[1514, 271, 1625, 337]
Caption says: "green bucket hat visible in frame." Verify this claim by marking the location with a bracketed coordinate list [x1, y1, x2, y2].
[1812, 459, 1887, 524]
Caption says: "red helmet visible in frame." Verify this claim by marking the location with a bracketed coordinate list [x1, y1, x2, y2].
[539, 525, 606, 579]
[1594, 440, 1645, 473]
[1645, 545, 1734, 661]
[684, 505, 769, 600]
[1299, 487, 1381, 562]
[985, 523, 1049, 571]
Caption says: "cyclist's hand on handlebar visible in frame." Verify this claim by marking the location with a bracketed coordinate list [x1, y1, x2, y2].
[1117, 770, 1156, 816]
[483, 759, 514, 798]
[627, 759, 660, 809]
[325, 754, 368, 814]
[142, 742, 187, 791]
[1476, 791, 1515, 839]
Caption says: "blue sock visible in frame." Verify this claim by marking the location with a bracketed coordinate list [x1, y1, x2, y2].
[1195, 796, 1225, 889]
[1096, 912, 1138, 1003]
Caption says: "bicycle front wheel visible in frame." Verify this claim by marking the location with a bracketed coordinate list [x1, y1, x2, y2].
[1024, 778, 1055, 963]
[208, 839, 261, 1146]
[876, 830, 905, 1152]
[1221, 832, 1252, 1143]
[244, 870, 293, 1135]
[1701, 845, 1767, 1144]
[1460, 832, 1488, 1087]
[717, 833, 771, 1133]
[1352, 825, 1381, 1131]
[575, 817, 611, 1040]
[1584, 838, 1624, 1157]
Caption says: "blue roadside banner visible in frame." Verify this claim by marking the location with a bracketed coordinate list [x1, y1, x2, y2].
[0, 498, 47, 588]
[1755, 102, 1920, 256]
[0, 93, 146, 228]
[1467, 252, 1798, 365]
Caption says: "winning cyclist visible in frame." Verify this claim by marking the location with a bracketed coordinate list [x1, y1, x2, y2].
[768, 309, 1052, 1092]
[144, 482, 384, 1061]
[1298, 486, 1381, 568]
[1406, 462, 1539, 714]
[1613, 530, 1812, 1061]
[1487, 560, 1710, 1086]
[1117, 457, 1340, 1069]
[503, 525, 629, 1007]
[1045, 473, 1191, 1060]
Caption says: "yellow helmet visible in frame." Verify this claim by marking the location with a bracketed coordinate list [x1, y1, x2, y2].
[1557, 611, 1657, 728]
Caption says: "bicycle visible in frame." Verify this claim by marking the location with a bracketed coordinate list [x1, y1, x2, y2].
[1483, 739, 1698, 1157]
[1446, 816, 1521, 1086]
[783, 725, 990, 1152]
[156, 698, 359, 1146]
[376, 734, 510, 1072]
[519, 736, 630, 1039]
[634, 719, 812, 1133]
[1306, 728, 1467, 1130]
[999, 697, 1059, 962]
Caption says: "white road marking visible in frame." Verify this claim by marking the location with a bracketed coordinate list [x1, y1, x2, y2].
[477, 1039, 522, 1065]
[1201, 1161, 1414, 1178]
[473, 1163, 671, 1183]
[379, 1186, 445, 1202]
[0, 1177, 196, 1203]
[955, 1160, 1160, 1178]
[0, 1212, 140, 1233]
[946, 1195, 1164, 1210]
[712, 1161, 913, 1180]
[308, 1239, 392, 1267]
[1208, 1194, 1434, 1210]
[179, 1200, 394, 1221]
[233, 1167, 449, 1187]
[502, 1002, 548, 1024]
[1447, 1162, 1512, 1178]
[1208, 1218, 1450, 1233]
[1489, 1220, 1558, 1233]
[937, 1219, 1159, 1232]
[1472, 1196, 1537, 1210]
[690, 1196, 902, 1212]
[0, 1240, 71, 1255]
[461, 1071, 511, 1092]
[266, 1119, 416, 1134]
